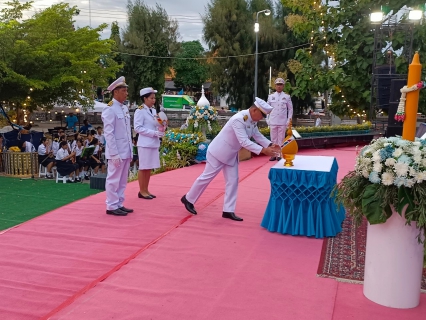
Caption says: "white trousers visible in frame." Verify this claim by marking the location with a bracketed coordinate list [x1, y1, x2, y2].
[270, 125, 287, 146]
[105, 158, 131, 210]
[186, 152, 239, 213]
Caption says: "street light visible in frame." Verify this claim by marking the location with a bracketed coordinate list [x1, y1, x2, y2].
[254, 9, 271, 98]
[409, 9, 423, 21]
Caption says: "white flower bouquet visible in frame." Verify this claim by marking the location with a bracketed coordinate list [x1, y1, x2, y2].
[334, 136, 426, 238]
[186, 105, 220, 134]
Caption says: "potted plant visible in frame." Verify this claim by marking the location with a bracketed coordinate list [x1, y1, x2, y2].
[334, 136, 426, 309]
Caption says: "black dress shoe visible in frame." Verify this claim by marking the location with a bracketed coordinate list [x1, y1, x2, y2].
[222, 212, 243, 221]
[277, 157, 282, 161]
[269, 156, 276, 161]
[119, 206, 134, 213]
[149, 194, 156, 198]
[106, 208, 127, 216]
[181, 195, 197, 215]
[138, 192, 153, 199]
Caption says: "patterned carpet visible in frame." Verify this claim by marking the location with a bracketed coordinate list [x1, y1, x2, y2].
[317, 216, 426, 291]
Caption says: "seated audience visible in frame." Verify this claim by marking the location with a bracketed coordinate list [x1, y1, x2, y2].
[88, 138, 106, 175]
[37, 137, 55, 179]
[55, 141, 80, 183]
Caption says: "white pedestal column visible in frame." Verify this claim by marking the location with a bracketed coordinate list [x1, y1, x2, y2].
[363, 208, 424, 308]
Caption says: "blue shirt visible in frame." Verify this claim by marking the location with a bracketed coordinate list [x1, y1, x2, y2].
[66, 115, 78, 129]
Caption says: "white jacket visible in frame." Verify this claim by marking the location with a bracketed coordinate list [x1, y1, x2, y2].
[267, 91, 293, 126]
[134, 104, 161, 148]
[101, 98, 133, 160]
[207, 109, 271, 166]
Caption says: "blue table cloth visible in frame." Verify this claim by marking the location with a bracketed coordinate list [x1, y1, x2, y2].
[261, 155, 345, 238]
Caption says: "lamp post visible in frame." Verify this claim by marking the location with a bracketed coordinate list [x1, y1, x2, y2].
[254, 9, 271, 98]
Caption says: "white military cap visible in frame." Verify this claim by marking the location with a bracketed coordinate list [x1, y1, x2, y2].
[254, 97, 273, 115]
[107, 76, 128, 91]
[140, 87, 158, 96]
[274, 78, 285, 84]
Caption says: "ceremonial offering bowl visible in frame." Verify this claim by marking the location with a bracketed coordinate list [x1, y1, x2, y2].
[281, 140, 298, 167]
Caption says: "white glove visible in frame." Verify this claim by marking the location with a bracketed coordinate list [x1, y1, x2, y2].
[155, 131, 165, 138]
[111, 154, 122, 167]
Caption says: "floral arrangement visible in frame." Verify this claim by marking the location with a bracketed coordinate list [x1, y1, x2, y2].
[163, 130, 205, 146]
[186, 105, 220, 134]
[334, 136, 426, 239]
[8, 146, 21, 152]
[151, 129, 206, 174]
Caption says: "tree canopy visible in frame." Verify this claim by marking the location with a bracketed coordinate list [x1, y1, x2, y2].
[203, 0, 306, 110]
[0, 0, 120, 120]
[282, 0, 426, 117]
[172, 40, 209, 94]
[117, 0, 180, 104]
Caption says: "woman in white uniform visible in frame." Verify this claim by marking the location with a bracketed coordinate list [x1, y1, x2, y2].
[133, 87, 165, 199]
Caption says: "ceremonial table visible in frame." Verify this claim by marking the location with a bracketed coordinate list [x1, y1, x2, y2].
[261, 155, 345, 238]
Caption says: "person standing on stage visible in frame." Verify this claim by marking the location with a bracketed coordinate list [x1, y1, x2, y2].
[134, 87, 164, 200]
[181, 97, 280, 222]
[101, 76, 134, 216]
[267, 78, 293, 161]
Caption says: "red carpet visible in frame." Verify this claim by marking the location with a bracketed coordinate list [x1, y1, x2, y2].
[0, 147, 425, 319]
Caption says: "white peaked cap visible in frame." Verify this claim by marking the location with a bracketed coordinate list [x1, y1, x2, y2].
[140, 87, 158, 96]
[107, 76, 128, 91]
[254, 97, 273, 115]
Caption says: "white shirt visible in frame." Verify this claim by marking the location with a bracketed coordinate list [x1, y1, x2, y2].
[56, 148, 69, 161]
[52, 141, 59, 156]
[267, 91, 293, 126]
[93, 145, 100, 154]
[95, 134, 105, 145]
[207, 109, 271, 166]
[101, 98, 132, 159]
[24, 141, 35, 152]
[38, 144, 47, 156]
[74, 145, 83, 157]
[315, 118, 322, 127]
[134, 104, 161, 148]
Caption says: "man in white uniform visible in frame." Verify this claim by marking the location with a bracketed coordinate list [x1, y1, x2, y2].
[267, 78, 293, 161]
[181, 98, 280, 221]
[102, 76, 134, 216]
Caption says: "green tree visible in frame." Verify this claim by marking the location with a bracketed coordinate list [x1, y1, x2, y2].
[173, 41, 209, 95]
[0, 1, 120, 123]
[282, 0, 424, 118]
[203, 0, 305, 110]
[119, 0, 180, 104]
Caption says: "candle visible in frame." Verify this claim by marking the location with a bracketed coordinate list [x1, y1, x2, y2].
[402, 52, 422, 141]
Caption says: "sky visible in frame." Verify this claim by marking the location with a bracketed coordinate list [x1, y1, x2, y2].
[11, 0, 208, 43]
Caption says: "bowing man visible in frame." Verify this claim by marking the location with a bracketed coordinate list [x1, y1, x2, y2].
[181, 97, 281, 221]
[101, 76, 134, 216]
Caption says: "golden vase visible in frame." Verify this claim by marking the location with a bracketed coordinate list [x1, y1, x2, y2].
[281, 121, 298, 167]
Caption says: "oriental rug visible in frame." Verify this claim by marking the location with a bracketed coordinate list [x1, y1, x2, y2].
[317, 216, 426, 291]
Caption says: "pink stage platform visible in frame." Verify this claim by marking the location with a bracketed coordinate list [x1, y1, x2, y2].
[0, 147, 424, 319]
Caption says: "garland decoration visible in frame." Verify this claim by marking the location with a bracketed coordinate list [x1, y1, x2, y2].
[395, 81, 426, 122]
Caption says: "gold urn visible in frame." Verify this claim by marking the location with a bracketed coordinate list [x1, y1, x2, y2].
[281, 120, 298, 167]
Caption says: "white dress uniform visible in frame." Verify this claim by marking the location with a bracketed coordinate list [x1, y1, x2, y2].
[23, 141, 35, 152]
[267, 82, 293, 146]
[134, 104, 161, 170]
[186, 99, 272, 213]
[102, 85, 133, 211]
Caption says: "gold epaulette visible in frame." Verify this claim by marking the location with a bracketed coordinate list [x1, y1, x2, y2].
[138, 105, 144, 109]
[107, 101, 113, 106]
